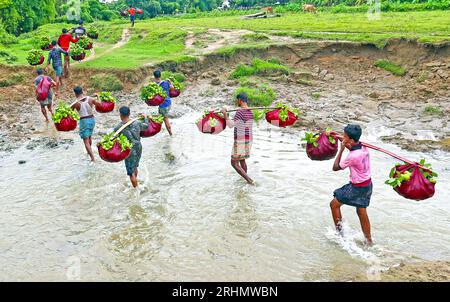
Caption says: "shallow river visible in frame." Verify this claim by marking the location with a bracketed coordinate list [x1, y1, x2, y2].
[1, 109, 449, 281]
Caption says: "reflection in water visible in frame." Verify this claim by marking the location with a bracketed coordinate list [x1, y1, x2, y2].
[226, 187, 258, 238]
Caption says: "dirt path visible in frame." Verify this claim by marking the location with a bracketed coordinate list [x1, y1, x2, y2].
[78, 28, 132, 63]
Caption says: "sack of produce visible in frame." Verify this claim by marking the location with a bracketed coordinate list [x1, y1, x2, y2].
[120, 10, 128, 17]
[303, 129, 338, 161]
[385, 160, 437, 201]
[265, 103, 299, 128]
[168, 76, 184, 98]
[87, 25, 99, 39]
[27, 49, 44, 66]
[98, 133, 133, 162]
[70, 44, 86, 61]
[95, 91, 116, 113]
[140, 115, 164, 137]
[137, 9, 143, 14]
[52, 102, 80, 131]
[140, 82, 167, 106]
[196, 111, 226, 134]
[38, 36, 52, 51]
[77, 36, 93, 50]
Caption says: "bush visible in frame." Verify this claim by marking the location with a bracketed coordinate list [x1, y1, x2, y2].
[0, 50, 18, 64]
[230, 58, 289, 79]
[0, 73, 25, 87]
[161, 71, 186, 83]
[235, 80, 276, 107]
[91, 74, 123, 91]
[374, 59, 407, 76]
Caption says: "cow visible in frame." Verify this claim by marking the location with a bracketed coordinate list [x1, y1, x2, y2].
[302, 4, 317, 13]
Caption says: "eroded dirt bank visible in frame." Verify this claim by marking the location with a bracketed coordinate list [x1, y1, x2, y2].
[1, 39, 449, 155]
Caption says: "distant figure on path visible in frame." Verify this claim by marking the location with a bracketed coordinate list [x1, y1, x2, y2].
[72, 20, 86, 38]
[330, 124, 373, 245]
[222, 92, 254, 185]
[128, 5, 136, 27]
[34, 68, 56, 122]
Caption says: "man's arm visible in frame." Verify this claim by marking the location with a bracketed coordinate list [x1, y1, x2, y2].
[140, 116, 149, 130]
[90, 95, 102, 107]
[70, 36, 79, 43]
[45, 52, 52, 72]
[60, 48, 69, 56]
[222, 108, 235, 128]
[332, 141, 346, 171]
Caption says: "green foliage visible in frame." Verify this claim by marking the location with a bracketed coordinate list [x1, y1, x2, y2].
[0, 73, 25, 87]
[36, 35, 51, 49]
[140, 82, 167, 101]
[100, 133, 132, 152]
[424, 106, 442, 115]
[302, 132, 320, 147]
[98, 91, 116, 103]
[241, 33, 270, 41]
[149, 114, 165, 124]
[91, 74, 123, 91]
[312, 92, 321, 99]
[374, 59, 406, 76]
[51, 102, 80, 123]
[70, 43, 85, 56]
[87, 24, 99, 37]
[385, 159, 438, 188]
[0, 50, 17, 63]
[276, 102, 300, 122]
[168, 76, 184, 91]
[230, 58, 289, 79]
[161, 71, 186, 83]
[235, 84, 276, 107]
[26, 49, 43, 65]
[76, 36, 92, 49]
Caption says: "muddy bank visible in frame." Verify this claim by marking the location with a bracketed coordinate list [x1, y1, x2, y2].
[1, 38, 449, 155]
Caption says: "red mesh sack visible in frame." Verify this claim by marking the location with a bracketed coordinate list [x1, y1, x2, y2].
[306, 132, 338, 161]
[196, 112, 226, 134]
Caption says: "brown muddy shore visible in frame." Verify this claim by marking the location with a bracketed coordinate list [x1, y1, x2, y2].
[0, 39, 449, 281]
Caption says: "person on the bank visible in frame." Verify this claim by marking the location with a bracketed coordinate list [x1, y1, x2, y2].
[72, 20, 86, 38]
[330, 124, 373, 245]
[57, 28, 79, 77]
[128, 5, 136, 27]
[45, 40, 69, 95]
[154, 70, 173, 136]
[114, 106, 149, 188]
[34, 68, 57, 122]
[222, 92, 254, 185]
[71, 86, 102, 162]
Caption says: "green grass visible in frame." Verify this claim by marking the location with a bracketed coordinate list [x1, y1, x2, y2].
[312, 92, 321, 99]
[91, 74, 123, 91]
[235, 77, 276, 107]
[374, 59, 407, 76]
[1, 10, 449, 68]
[424, 106, 442, 115]
[230, 58, 289, 79]
[241, 33, 270, 41]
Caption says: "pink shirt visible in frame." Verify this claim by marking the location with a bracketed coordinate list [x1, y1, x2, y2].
[340, 145, 371, 184]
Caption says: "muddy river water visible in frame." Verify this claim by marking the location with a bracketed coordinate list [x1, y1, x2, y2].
[1, 106, 449, 281]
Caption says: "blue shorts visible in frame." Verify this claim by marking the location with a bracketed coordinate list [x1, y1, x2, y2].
[53, 65, 63, 77]
[125, 144, 142, 176]
[334, 182, 373, 208]
[130, 15, 135, 21]
[158, 105, 170, 117]
[79, 117, 95, 139]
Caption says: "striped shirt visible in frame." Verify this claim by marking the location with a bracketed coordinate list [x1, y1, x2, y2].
[234, 109, 253, 141]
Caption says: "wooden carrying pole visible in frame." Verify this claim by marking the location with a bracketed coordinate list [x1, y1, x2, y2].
[113, 118, 139, 138]
[334, 134, 430, 171]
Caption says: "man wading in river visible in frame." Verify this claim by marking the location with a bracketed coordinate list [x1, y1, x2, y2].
[114, 106, 149, 188]
[222, 92, 254, 185]
[34, 68, 56, 122]
[71, 86, 102, 162]
[330, 124, 373, 245]
[154, 70, 173, 136]
[45, 40, 68, 95]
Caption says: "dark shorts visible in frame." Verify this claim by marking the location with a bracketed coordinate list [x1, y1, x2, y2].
[334, 182, 373, 208]
[130, 15, 135, 21]
[125, 143, 142, 176]
[158, 105, 170, 117]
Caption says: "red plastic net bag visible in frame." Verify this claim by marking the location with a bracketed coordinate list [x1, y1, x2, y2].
[140, 116, 163, 137]
[97, 134, 132, 163]
[386, 161, 437, 201]
[196, 111, 226, 134]
[265, 104, 299, 128]
[304, 131, 338, 161]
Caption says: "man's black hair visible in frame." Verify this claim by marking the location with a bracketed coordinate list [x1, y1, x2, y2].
[344, 124, 362, 142]
[36, 69, 43, 75]
[153, 70, 161, 78]
[119, 106, 130, 116]
[236, 92, 249, 103]
[62, 28, 68, 33]
[51, 40, 57, 46]
[73, 86, 83, 95]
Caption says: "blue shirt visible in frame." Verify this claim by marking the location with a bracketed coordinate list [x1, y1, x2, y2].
[47, 47, 69, 68]
[158, 80, 171, 108]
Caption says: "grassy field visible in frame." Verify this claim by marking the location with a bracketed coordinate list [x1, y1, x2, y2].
[1, 10, 449, 69]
